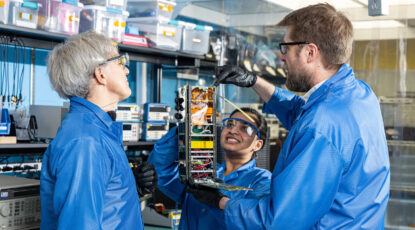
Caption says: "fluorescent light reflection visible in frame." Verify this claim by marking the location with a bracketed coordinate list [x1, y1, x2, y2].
[352, 20, 405, 29]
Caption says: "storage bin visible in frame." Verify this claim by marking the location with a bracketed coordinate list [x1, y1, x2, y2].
[127, 0, 175, 20]
[127, 18, 182, 50]
[7, 0, 40, 28]
[386, 198, 415, 229]
[389, 144, 415, 188]
[79, 5, 128, 42]
[37, 0, 83, 35]
[79, 0, 125, 11]
[0, 0, 10, 24]
[180, 21, 212, 55]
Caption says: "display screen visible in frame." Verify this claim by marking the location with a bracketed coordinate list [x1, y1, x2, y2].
[149, 107, 168, 112]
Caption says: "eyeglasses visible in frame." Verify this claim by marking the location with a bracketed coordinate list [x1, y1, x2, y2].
[98, 53, 130, 68]
[279, 42, 310, 54]
[222, 117, 261, 138]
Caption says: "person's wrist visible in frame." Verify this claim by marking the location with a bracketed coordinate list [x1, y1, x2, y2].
[244, 72, 257, 87]
[251, 74, 258, 87]
[219, 197, 230, 210]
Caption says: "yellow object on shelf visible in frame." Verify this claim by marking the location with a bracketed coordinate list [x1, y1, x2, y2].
[191, 141, 213, 149]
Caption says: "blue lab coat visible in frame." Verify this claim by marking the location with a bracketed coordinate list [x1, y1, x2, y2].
[223, 64, 390, 229]
[148, 127, 272, 230]
[40, 97, 143, 230]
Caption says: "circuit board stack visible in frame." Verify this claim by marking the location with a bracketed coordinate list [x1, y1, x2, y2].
[175, 85, 217, 185]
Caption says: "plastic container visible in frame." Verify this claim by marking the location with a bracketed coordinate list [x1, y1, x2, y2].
[79, 5, 129, 42]
[180, 21, 213, 55]
[0, 108, 11, 135]
[0, 0, 10, 24]
[79, 0, 126, 11]
[386, 198, 415, 229]
[169, 210, 181, 230]
[127, 17, 182, 50]
[7, 0, 40, 28]
[37, 0, 83, 35]
[127, 0, 175, 20]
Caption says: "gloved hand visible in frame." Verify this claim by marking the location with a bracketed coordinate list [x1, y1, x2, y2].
[133, 163, 158, 197]
[185, 182, 227, 209]
[214, 66, 257, 87]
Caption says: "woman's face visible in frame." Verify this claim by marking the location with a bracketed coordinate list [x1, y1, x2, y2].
[220, 112, 263, 157]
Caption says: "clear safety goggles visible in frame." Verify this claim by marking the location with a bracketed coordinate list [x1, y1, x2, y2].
[222, 117, 260, 138]
[98, 53, 129, 68]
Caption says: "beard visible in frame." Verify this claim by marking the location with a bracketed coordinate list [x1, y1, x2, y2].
[285, 69, 313, 92]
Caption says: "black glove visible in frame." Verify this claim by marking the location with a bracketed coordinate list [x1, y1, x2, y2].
[133, 163, 158, 197]
[214, 66, 257, 87]
[185, 184, 227, 209]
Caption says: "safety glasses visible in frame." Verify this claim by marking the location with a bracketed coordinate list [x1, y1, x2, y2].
[222, 117, 260, 138]
[279, 42, 310, 54]
[98, 53, 129, 68]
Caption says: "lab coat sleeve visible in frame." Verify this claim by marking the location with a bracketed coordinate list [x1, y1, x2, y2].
[53, 137, 111, 230]
[244, 171, 272, 199]
[262, 87, 305, 130]
[148, 126, 186, 203]
[224, 130, 345, 229]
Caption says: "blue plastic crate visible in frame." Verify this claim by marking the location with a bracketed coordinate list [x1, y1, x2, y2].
[0, 108, 11, 135]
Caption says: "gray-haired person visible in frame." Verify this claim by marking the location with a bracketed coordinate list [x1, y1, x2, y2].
[40, 31, 156, 230]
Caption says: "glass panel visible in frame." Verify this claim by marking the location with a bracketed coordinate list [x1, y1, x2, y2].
[33, 49, 67, 106]
[169, 0, 413, 228]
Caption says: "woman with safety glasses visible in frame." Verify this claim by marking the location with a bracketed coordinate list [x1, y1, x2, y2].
[40, 31, 154, 230]
[148, 107, 271, 230]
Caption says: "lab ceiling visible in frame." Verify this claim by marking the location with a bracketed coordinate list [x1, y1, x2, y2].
[175, 0, 415, 40]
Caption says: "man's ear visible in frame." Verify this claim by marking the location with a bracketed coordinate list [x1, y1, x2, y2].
[94, 66, 107, 85]
[306, 43, 319, 63]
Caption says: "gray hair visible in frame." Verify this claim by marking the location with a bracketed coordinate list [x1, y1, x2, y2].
[47, 31, 118, 99]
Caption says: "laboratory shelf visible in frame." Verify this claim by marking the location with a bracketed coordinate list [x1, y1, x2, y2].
[0, 24, 203, 66]
[123, 141, 156, 150]
[0, 143, 49, 154]
[390, 185, 415, 193]
[0, 141, 156, 155]
[199, 58, 287, 84]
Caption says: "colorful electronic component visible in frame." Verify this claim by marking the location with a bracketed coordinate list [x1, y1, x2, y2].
[176, 85, 251, 191]
[177, 86, 216, 185]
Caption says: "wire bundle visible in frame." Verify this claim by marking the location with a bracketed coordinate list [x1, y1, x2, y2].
[0, 34, 26, 109]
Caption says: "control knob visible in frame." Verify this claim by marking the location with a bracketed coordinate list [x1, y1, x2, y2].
[0, 205, 10, 217]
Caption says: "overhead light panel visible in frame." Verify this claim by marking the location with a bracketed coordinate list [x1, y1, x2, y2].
[358, 0, 415, 6]
[355, 0, 368, 6]
[352, 20, 405, 29]
[391, 0, 415, 5]
[265, 0, 365, 10]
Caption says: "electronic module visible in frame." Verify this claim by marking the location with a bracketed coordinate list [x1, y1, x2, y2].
[175, 85, 252, 191]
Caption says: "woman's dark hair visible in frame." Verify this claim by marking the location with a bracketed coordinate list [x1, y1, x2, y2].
[230, 107, 268, 150]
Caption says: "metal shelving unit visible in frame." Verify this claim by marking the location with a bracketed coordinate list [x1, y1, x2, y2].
[0, 24, 203, 67]
[0, 142, 156, 155]
[0, 24, 197, 155]
[123, 141, 156, 151]
[0, 143, 49, 155]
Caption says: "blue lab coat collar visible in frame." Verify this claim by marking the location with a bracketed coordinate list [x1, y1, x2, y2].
[217, 158, 257, 181]
[69, 97, 122, 144]
[69, 97, 114, 129]
[302, 63, 355, 111]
